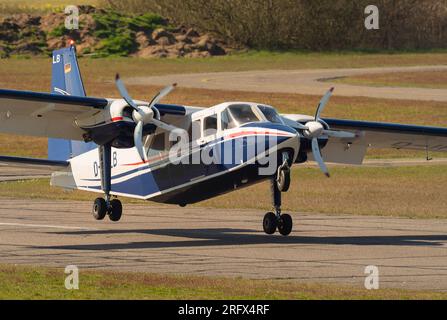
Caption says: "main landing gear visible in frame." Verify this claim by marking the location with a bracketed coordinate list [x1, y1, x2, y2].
[92, 197, 123, 222]
[91, 143, 123, 222]
[263, 154, 293, 236]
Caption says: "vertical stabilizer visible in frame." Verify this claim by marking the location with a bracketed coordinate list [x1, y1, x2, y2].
[48, 45, 95, 160]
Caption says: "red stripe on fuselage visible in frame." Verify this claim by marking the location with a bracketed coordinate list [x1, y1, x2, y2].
[226, 131, 291, 139]
[123, 153, 169, 166]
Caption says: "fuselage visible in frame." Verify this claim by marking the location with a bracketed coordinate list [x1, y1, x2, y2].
[58, 101, 301, 205]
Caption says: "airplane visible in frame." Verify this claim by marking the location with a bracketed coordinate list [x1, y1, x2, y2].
[0, 44, 446, 236]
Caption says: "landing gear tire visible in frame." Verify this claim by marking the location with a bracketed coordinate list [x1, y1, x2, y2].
[108, 199, 123, 222]
[263, 212, 278, 235]
[276, 167, 291, 192]
[278, 214, 293, 236]
[92, 198, 107, 220]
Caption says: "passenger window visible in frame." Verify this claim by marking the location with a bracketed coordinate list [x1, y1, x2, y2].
[147, 133, 165, 158]
[203, 115, 217, 136]
[189, 120, 201, 141]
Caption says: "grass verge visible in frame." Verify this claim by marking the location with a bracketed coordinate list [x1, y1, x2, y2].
[1, 264, 445, 300]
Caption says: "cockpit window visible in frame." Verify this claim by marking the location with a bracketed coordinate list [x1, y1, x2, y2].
[258, 105, 284, 124]
[221, 109, 235, 130]
[222, 104, 261, 129]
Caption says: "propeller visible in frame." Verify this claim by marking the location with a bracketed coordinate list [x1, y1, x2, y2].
[301, 87, 356, 178]
[115, 74, 177, 162]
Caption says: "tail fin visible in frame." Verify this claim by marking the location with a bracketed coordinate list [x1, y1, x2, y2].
[51, 45, 86, 97]
[48, 45, 96, 160]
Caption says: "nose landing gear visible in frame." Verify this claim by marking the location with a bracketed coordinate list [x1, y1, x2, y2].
[276, 156, 291, 192]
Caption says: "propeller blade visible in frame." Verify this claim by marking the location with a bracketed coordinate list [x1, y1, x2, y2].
[323, 130, 356, 139]
[311, 138, 330, 178]
[148, 83, 177, 109]
[134, 121, 147, 162]
[315, 87, 334, 120]
[115, 74, 139, 111]
[151, 118, 179, 132]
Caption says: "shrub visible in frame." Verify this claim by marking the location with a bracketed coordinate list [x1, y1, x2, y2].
[91, 10, 167, 56]
[96, 32, 136, 56]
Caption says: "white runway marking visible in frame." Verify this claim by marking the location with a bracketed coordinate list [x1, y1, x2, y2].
[0, 222, 98, 231]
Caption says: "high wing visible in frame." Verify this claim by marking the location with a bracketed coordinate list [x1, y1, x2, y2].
[0, 89, 109, 141]
[282, 114, 447, 165]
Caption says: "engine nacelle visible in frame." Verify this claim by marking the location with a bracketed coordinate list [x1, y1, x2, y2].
[75, 99, 156, 148]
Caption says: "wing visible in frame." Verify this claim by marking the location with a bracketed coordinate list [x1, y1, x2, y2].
[324, 118, 447, 151]
[325, 119, 447, 164]
[0, 89, 109, 141]
[0, 155, 69, 170]
[282, 114, 447, 165]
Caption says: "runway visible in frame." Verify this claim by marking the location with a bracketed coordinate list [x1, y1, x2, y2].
[1, 199, 447, 291]
[129, 65, 447, 102]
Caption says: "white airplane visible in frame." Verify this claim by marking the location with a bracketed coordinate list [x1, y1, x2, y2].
[0, 44, 446, 236]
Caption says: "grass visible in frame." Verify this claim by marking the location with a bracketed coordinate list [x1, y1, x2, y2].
[1, 264, 446, 299]
[334, 70, 447, 89]
[1, 164, 447, 219]
[3, 52, 447, 78]
[0, 0, 98, 16]
[0, 134, 47, 158]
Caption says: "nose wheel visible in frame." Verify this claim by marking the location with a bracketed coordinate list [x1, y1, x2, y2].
[276, 157, 291, 192]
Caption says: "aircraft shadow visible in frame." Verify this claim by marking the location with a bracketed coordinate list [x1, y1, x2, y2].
[32, 228, 447, 251]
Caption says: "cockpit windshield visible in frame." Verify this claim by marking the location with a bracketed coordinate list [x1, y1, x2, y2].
[221, 104, 261, 129]
[258, 105, 284, 124]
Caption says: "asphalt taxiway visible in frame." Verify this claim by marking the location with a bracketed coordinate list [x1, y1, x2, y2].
[1, 199, 447, 291]
[129, 66, 447, 102]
